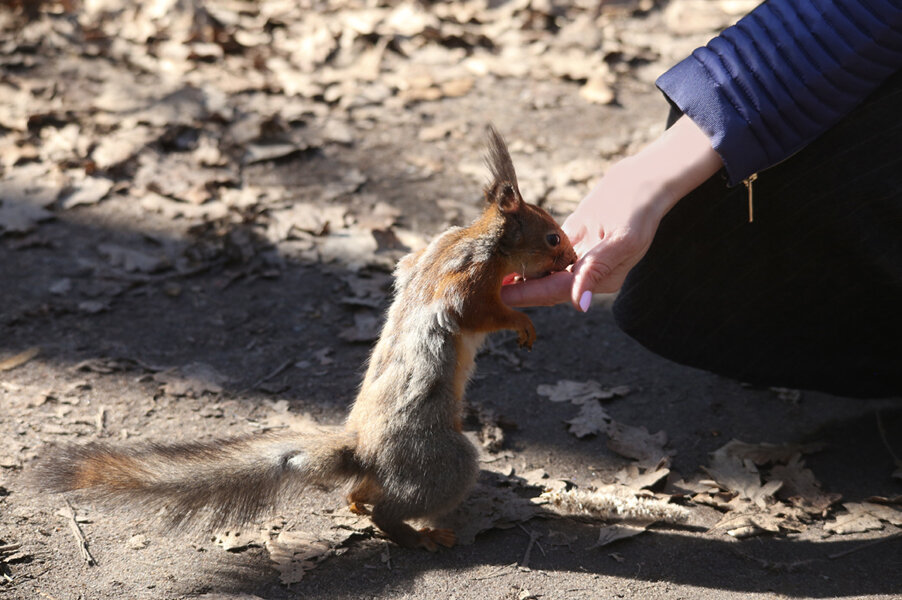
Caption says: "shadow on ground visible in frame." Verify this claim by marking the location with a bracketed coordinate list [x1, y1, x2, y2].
[2, 151, 900, 600]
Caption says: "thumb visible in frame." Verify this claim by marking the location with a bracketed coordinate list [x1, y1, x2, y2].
[561, 217, 586, 249]
[570, 242, 626, 312]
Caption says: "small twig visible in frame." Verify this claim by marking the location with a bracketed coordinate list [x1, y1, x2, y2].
[118, 258, 227, 287]
[57, 500, 96, 566]
[94, 405, 107, 435]
[0, 347, 40, 372]
[381, 541, 392, 571]
[730, 546, 816, 572]
[471, 563, 516, 581]
[518, 524, 541, 568]
[252, 359, 294, 390]
[828, 531, 902, 560]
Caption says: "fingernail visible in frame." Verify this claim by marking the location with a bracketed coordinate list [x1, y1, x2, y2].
[579, 290, 592, 313]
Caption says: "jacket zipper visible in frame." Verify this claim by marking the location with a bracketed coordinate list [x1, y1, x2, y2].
[739, 146, 804, 223]
[743, 173, 758, 223]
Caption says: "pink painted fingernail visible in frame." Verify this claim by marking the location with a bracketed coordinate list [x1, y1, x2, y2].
[579, 290, 592, 313]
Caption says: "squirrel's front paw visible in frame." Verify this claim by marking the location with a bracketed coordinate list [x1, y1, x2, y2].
[517, 321, 536, 350]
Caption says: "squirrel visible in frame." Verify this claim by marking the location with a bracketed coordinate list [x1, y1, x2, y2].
[35, 126, 577, 551]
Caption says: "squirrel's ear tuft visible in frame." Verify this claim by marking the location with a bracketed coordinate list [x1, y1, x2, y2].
[484, 125, 522, 212]
[496, 182, 520, 213]
[484, 181, 522, 213]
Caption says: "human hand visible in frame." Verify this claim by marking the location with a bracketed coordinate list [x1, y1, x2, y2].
[501, 115, 723, 311]
[501, 158, 673, 310]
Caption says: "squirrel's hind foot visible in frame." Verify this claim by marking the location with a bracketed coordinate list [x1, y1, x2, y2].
[371, 507, 457, 551]
[417, 527, 456, 551]
[347, 501, 371, 516]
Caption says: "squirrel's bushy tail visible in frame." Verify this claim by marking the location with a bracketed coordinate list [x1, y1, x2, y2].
[36, 431, 361, 530]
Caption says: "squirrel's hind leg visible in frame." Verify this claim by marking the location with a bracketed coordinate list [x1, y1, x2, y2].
[370, 505, 456, 551]
[347, 476, 381, 515]
[418, 527, 455, 549]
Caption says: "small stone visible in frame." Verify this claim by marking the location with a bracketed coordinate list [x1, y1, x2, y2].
[127, 534, 149, 550]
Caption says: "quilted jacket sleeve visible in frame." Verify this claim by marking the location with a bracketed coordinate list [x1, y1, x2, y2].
[657, 0, 902, 185]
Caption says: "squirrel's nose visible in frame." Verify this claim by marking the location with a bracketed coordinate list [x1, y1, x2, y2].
[566, 248, 578, 265]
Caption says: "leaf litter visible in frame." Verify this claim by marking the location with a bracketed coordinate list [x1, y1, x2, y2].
[536, 379, 873, 544]
[0, 0, 742, 277]
[2, 0, 896, 589]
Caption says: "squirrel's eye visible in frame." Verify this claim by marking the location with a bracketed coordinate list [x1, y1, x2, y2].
[546, 233, 561, 247]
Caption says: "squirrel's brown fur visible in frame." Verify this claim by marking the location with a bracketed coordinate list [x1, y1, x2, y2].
[35, 126, 577, 551]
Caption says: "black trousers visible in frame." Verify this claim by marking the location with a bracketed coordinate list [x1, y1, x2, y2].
[613, 70, 902, 398]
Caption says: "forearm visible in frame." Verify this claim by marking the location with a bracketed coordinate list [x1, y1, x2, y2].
[658, 0, 902, 185]
[619, 114, 723, 219]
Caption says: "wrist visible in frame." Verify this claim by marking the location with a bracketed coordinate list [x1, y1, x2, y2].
[633, 115, 723, 215]
[610, 154, 680, 222]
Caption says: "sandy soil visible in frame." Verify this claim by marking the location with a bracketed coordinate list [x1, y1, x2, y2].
[1, 1, 900, 599]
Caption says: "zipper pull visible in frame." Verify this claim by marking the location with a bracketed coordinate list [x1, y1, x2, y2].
[743, 173, 758, 223]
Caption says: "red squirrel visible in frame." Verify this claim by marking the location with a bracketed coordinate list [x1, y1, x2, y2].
[36, 126, 577, 550]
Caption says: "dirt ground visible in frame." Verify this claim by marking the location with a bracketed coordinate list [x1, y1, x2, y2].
[1, 1, 901, 599]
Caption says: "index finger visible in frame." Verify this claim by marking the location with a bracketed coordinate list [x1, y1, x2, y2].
[500, 270, 575, 307]
[561, 216, 586, 249]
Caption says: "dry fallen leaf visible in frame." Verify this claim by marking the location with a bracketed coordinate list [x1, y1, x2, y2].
[340, 272, 391, 306]
[605, 420, 670, 465]
[214, 529, 266, 552]
[769, 454, 841, 515]
[153, 362, 229, 398]
[316, 228, 381, 271]
[580, 75, 616, 105]
[544, 529, 578, 548]
[134, 150, 236, 204]
[663, 0, 758, 35]
[265, 530, 333, 585]
[91, 126, 158, 170]
[590, 522, 650, 548]
[825, 502, 902, 535]
[267, 203, 346, 241]
[74, 357, 140, 374]
[718, 439, 826, 465]
[439, 474, 543, 546]
[693, 439, 841, 538]
[517, 468, 567, 494]
[565, 402, 612, 438]
[702, 442, 783, 508]
[60, 175, 114, 209]
[717, 512, 782, 538]
[140, 192, 229, 221]
[537, 380, 630, 404]
[0, 200, 54, 235]
[353, 201, 401, 232]
[615, 462, 670, 491]
[244, 142, 310, 165]
[558, 395, 670, 467]
[97, 243, 169, 273]
[78, 300, 110, 314]
[338, 312, 382, 343]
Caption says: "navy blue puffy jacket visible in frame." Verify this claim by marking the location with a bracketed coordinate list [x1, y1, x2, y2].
[657, 0, 902, 185]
